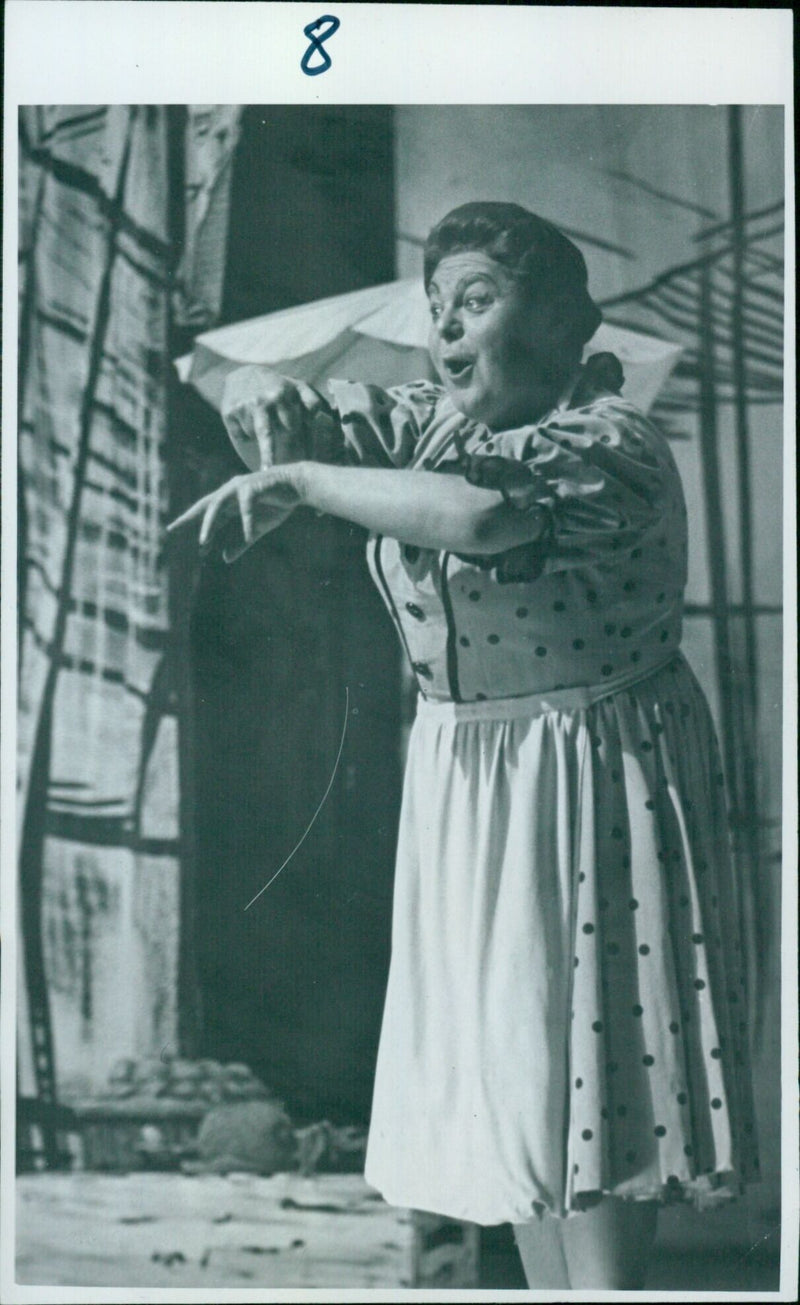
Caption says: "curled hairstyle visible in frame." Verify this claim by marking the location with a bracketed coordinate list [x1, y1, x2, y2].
[424, 201, 602, 362]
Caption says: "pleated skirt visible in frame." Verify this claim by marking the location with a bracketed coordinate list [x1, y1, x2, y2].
[364, 653, 760, 1226]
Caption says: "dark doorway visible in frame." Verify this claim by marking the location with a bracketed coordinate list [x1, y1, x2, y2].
[179, 107, 401, 1124]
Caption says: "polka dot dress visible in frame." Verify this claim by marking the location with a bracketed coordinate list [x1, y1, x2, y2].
[323, 369, 760, 1225]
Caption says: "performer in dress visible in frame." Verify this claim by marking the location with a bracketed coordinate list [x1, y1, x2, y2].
[169, 203, 759, 1289]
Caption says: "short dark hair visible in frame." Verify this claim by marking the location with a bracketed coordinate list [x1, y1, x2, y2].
[424, 201, 602, 356]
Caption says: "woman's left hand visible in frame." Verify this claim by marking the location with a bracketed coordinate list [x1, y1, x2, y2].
[167, 464, 307, 562]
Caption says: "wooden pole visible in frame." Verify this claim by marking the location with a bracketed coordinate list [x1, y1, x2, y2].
[165, 105, 204, 1059]
[696, 262, 740, 834]
[727, 104, 764, 1013]
[728, 107, 760, 725]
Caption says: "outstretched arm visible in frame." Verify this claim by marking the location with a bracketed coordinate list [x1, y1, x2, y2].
[299, 461, 547, 554]
[167, 460, 548, 562]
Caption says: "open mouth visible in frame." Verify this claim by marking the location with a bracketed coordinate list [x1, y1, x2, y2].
[443, 357, 474, 380]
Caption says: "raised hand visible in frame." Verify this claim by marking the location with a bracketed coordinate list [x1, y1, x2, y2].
[221, 366, 331, 471]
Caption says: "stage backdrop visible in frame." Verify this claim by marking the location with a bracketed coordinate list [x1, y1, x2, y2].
[17, 105, 241, 1104]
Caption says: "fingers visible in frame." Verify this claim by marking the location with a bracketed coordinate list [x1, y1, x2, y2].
[223, 538, 251, 565]
[224, 396, 294, 469]
[251, 405, 273, 467]
[272, 391, 305, 462]
[220, 369, 312, 469]
[222, 503, 295, 564]
[222, 408, 258, 468]
[166, 490, 218, 533]
[169, 470, 297, 556]
[198, 485, 237, 550]
[295, 379, 330, 417]
[237, 480, 254, 546]
[275, 399, 297, 437]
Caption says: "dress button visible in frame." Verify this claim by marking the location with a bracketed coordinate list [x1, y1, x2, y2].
[412, 661, 433, 680]
[405, 602, 425, 621]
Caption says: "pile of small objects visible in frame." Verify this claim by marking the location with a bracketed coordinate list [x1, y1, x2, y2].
[105, 1055, 273, 1105]
[88, 1056, 367, 1176]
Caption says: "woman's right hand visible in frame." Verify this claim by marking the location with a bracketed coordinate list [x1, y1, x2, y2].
[221, 366, 331, 472]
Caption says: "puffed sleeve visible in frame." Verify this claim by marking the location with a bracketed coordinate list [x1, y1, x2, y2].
[311, 378, 445, 468]
[458, 396, 674, 575]
[460, 452, 558, 512]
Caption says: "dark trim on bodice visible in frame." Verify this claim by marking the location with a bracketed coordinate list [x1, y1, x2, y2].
[372, 535, 428, 698]
[440, 552, 463, 704]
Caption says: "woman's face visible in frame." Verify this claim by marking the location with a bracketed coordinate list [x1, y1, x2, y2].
[427, 251, 567, 429]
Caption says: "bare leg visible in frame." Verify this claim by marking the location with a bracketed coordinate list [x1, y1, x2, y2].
[559, 1197, 658, 1289]
[513, 1217, 570, 1289]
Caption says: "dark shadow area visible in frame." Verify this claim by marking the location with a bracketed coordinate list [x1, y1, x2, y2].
[170, 107, 403, 1125]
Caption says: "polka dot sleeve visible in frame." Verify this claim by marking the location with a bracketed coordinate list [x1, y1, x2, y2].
[463, 397, 678, 572]
[460, 452, 557, 512]
[319, 379, 446, 468]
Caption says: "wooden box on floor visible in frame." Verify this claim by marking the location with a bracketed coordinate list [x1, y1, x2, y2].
[16, 1172, 481, 1289]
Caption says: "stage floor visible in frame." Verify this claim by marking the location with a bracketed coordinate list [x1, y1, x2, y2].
[16, 1170, 781, 1292]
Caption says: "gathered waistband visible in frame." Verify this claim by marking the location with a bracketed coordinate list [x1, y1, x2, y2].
[415, 654, 681, 723]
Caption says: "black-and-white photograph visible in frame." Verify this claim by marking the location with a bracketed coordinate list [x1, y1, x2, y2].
[3, 6, 796, 1301]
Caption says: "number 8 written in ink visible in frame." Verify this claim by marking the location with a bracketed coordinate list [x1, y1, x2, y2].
[301, 15, 340, 76]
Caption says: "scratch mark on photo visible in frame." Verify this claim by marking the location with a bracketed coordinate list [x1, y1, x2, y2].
[244, 687, 350, 910]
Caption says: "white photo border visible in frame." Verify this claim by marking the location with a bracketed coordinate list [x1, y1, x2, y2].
[2, 5, 796, 1303]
